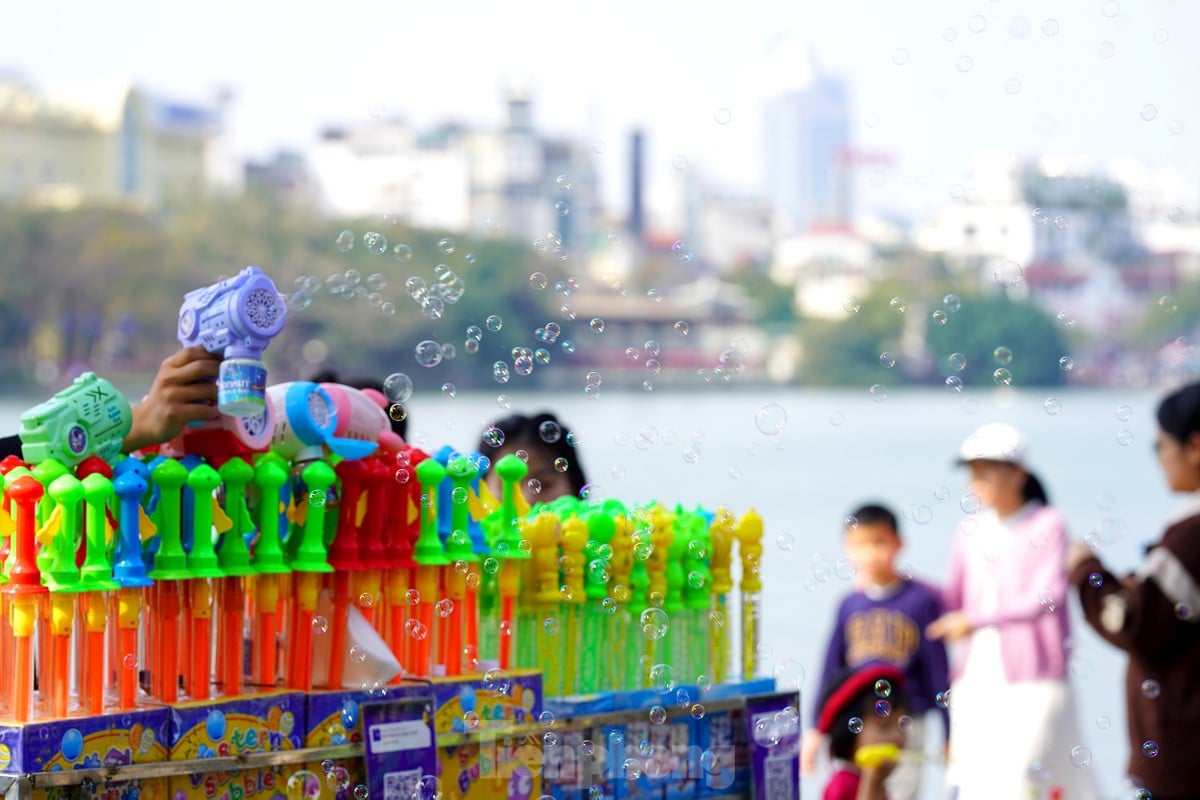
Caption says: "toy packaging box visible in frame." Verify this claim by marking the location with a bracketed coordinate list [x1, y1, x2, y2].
[539, 693, 618, 800]
[304, 689, 381, 800]
[0, 707, 170, 774]
[359, 697, 438, 800]
[0, 708, 171, 800]
[423, 670, 544, 800]
[616, 686, 698, 800]
[167, 692, 305, 800]
[693, 680, 775, 798]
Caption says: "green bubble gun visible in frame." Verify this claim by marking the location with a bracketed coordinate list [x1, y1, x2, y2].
[19, 372, 132, 468]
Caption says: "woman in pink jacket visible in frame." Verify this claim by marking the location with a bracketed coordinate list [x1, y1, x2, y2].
[927, 422, 1097, 800]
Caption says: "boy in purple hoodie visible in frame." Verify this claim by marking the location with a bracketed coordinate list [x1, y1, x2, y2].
[802, 503, 949, 800]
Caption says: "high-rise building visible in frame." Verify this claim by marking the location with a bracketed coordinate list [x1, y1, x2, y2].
[762, 55, 852, 235]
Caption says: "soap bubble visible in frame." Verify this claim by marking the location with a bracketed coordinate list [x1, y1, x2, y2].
[713, 107, 732, 125]
[755, 403, 787, 436]
[312, 616, 329, 634]
[485, 315, 503, 332]
[362, 231, 388, 255]
[869, 384, 888, 402]
[649, 663, 675, 693]
[414, 341, 443, 368]
[287, 771, 323, 800]
[383, 373, 414, 403]
[335, 230, 354, 252]
[948, 353, 967, 371]
[640, 608, 669, 640]
[995, 261, 1024, 287]
[1070, 746, 1092, 768]
[1142, 740, 1159, 758]
[1044, 397, 1062, 415]
[349, 645, 366, 663]
[848, 717, 864, 734]
[1141, 679, 1160, 700]
[482, 668, 511, 695]
[880, 352, 897, 368]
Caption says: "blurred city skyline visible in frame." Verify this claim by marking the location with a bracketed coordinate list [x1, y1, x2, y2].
[4, 0, 1199, 226]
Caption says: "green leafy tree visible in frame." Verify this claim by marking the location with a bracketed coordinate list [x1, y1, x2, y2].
[925, 292, 1069, 386]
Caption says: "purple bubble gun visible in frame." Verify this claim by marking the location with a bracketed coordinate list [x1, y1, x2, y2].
[177, 266, 286, 418]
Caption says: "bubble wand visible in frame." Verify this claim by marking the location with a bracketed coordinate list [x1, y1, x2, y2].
[112, 464, 153, 709]
[287, 459, 336, 691]
[626, 520, 651, 691]
[606, 502, 634, 692]
[327, 457, 367, 689]
[42, 471, 85, 718]
[148, 459, 190, 704]
[443, 455, 480, 676]
[558, 512, 587, 696]
[185, 463, 226, 699]
[251, 453, 290, 688]
[383, 448, 423, 680]
[734, 508, 763, 679]
[79, 471, 119, 714]
[0, 457, 33, 714]
[357, 456, 391, 633]
[3, 474, 46, 722]
[527, 505, 560, 693]
[662, 508, 687, 682]
[492, 454, 530, 672]
[216, 458, 257, 697]
[708, 507, 735, 685]
[579, 508, 615, 694]
[412, 458, 448, 676]
[32, 457, 69, 703]
[642, 504, 674, 687]
[680, 508, 712, 684]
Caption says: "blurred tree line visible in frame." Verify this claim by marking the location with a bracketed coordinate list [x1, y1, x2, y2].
[0, 193, 575, 395]
[2, 192, 1182, 397]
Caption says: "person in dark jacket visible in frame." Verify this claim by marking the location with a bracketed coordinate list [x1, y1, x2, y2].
[1069, 381, 1200, 800]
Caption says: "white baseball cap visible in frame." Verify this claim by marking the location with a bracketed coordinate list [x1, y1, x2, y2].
[958, 422, 1027, 465]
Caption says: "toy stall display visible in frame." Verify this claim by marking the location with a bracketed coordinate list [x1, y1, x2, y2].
[0, 268, 799, 800]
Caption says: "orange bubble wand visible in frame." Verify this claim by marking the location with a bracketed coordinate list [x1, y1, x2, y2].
[4, 475, 47, 722]
[148, 459, 191, 704]
[491, 454, 530, 672]
[383, 449, 422, 680]
[327, 458, 367, 689]
[356, 457, 390, 632]
[79, 471, 119, 715]
[112, 465, 154, 711]
[185, 464, 225, 701]
[251, 453, 290, 689]
[442, 455, 481, 676]
[42, 472, 85, 718]
[412, 458, 448, 677]
[287, 460, 336, 691]
[216, 458, 257, 697]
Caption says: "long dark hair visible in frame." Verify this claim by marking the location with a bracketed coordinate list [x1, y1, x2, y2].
[477, 411, 588, 496]
[1023, 470, 1050, 505]
[1157, 382, 1200, 444]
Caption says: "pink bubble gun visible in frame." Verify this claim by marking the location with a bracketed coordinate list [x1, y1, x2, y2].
[177, 266, 286, 418]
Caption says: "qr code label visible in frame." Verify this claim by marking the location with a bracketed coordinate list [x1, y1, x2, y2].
[763, 754, 796, 800]
[384, 768, 421, 800]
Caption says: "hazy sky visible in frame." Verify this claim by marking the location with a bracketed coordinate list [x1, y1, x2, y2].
[4, 0, 1198, 222]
